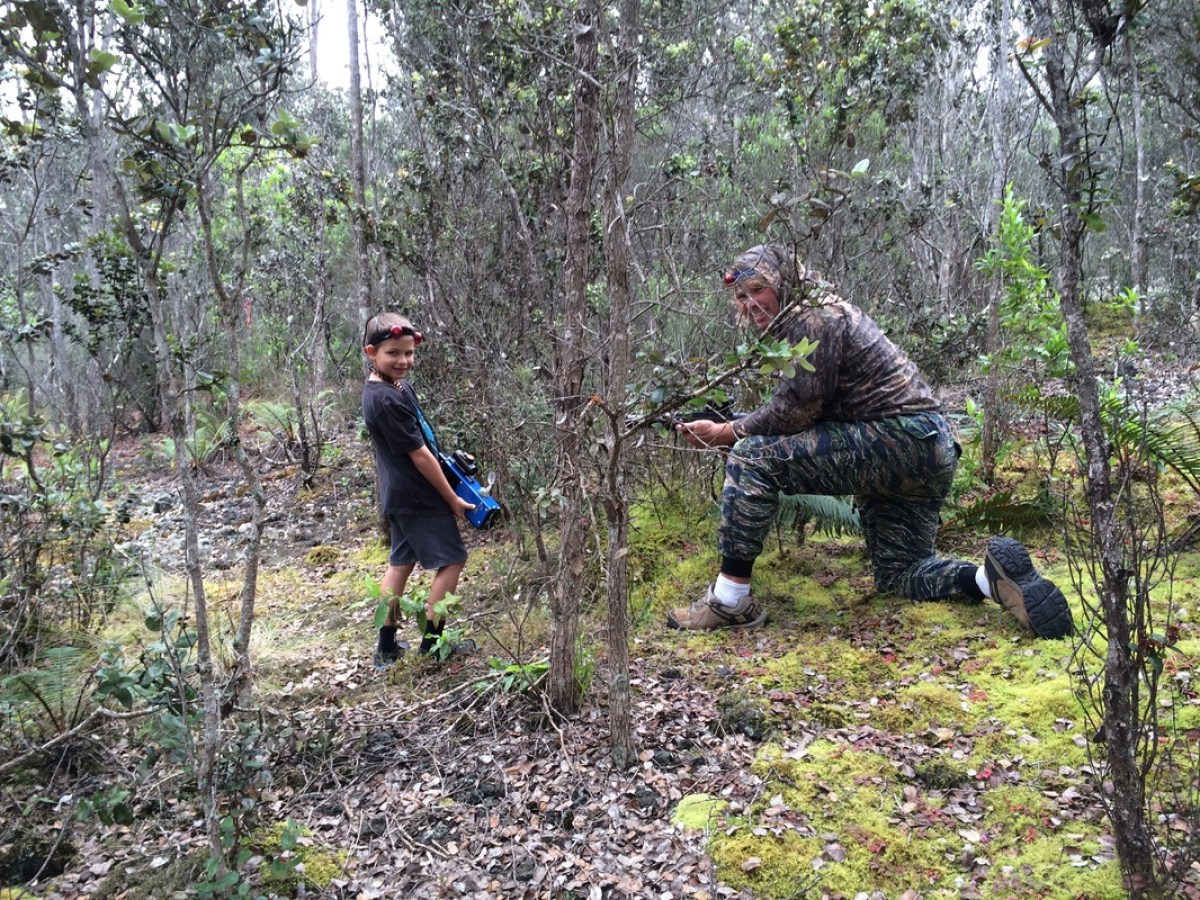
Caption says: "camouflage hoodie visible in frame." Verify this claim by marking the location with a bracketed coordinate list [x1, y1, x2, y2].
[729, 246, 941, 436]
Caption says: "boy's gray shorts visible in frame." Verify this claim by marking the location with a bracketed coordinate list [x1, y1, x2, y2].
[388, 513, 468, 569]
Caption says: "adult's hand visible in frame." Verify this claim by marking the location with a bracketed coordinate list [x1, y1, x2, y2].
[678, 418, 737, 449]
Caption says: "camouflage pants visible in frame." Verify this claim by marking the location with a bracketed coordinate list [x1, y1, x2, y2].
[719, 411, 970, 599]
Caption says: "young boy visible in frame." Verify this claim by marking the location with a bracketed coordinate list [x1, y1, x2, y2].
[361, 312, 477, 667]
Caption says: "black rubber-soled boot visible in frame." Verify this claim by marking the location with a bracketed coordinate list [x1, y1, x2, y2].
[984, 537, 1074, 639]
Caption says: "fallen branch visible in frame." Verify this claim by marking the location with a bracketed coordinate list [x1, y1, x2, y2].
[0, 705, 153, 777]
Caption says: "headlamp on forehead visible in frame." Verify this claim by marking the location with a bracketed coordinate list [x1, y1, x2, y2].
[366, 324, 423, 347]
[723, 268, 757, 285]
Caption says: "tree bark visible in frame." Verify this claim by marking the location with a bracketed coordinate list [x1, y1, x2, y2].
[1025, 0, 1155, 887]
[599, 0, 641, 770]
[548, 0, 600, 716]
[195, 165, 267, 707]
[979, 0, 1015, 486]
[1125, 33, 1147, 306]
[346, 0, 372, 322]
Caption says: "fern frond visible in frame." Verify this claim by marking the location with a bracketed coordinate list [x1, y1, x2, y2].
[945, 489, 1054, 534]
[1016, 386, 1200, 495]
[777, 493, 861, 536]
[1, 646, 88, 735]
[246, 399, 296, 435]
[1020, 390, 1080, 423]
[1105, 391, 1200, 494]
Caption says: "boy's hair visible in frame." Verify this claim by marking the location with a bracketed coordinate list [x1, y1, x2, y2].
[363, 312, 417, 348]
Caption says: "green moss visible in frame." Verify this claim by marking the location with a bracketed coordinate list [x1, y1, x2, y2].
[253, 820, 343, 893]
[672, 794, 728, 830]
[709, 829, 821, 897]
[751, 740, 895, 811]
[715, 740, 1125, 898]
[714, 792, 956, 897]
[989, 825, 1126, 898]
[874, 680, 973, 732]
[762, 640, 896, 694]
[303, 545, 341, 566]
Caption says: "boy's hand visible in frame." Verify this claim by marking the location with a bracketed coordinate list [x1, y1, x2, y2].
[451, 496, 476, 520]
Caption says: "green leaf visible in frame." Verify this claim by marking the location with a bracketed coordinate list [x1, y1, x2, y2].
[111, 0, 145, 25]
[214, 870, 240, 890]
[112, 803, 135, 826]
[269, 109, 300, 136]
[88, 49, 120, 74]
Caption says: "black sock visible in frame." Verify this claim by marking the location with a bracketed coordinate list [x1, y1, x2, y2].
[958, 564, 986, 601]
[721, 556, 755, 579]
[419, 619, 445, 655]
[378, 625, 399, 652]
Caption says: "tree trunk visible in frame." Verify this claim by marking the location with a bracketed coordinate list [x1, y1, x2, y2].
[1026, 0, 1156, 887]
[196, 167, 267, 707]
[979, 0, 1015, 486]
[598, 0, 640, 771]
[308, 0, 321, 84]
[548, 0, 600, 716]
[346, 0, 372, 322]
[115, 182, 223, 864]
[1125, 34, 1147, 308]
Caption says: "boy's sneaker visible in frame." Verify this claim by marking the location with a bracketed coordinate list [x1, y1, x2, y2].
[984, 537, 1074, 639]
[667, 587, 767, 631]
[373, 641, 408, 670]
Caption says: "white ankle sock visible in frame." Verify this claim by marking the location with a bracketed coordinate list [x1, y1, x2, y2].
[975, 565, 992, 599]
[713, 574, 751, 607]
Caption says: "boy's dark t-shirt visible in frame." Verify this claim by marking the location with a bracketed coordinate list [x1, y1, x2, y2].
[362, 380, 448, 516]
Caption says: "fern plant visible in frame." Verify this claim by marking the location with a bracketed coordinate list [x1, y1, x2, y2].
[1, 645, 90, 739]
[776, 492, 860, 536]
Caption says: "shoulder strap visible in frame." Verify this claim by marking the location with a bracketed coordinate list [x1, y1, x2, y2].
[400, 381, 442, 456]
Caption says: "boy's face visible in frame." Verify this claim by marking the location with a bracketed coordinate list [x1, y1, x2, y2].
[366, 335, 417, 381]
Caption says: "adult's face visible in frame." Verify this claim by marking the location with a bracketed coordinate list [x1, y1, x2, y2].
[735, 281, 781, 332]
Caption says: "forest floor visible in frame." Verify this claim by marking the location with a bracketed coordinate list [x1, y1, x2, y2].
[7, 359, 1200, 900]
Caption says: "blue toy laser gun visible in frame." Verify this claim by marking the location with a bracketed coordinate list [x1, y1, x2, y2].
[440, 449, 501, 529]
[411, 395, 501, 529]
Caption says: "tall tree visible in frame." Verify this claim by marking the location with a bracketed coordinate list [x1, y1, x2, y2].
[346, 0, 372, 323]
[1017, 0, 1156, 889]
[548, 0, 600, 715]
[980, 0, 1018, 484]
[598, 0, 641, 769]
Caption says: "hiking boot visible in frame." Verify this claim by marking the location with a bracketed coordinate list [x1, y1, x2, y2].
[373, 640, 409, 670]
[667, 587, 767, 631]
[984, 538, 1074, 639]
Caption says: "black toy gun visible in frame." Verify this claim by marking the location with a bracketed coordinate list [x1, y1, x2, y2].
[653, 401, 743, 430]
[439, 449, 501, 529]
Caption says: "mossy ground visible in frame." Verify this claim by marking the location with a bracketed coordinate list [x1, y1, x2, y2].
[27, 438, 1197, 898]
[638, 475, 1197, 898]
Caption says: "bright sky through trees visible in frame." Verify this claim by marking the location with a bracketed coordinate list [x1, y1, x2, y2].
[309, 0, 387, 89]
